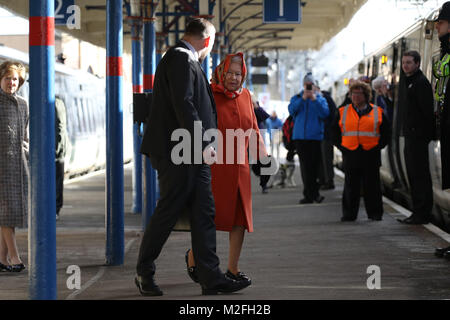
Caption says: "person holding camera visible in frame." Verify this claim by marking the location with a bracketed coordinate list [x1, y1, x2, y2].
[288, 73, 329, 204]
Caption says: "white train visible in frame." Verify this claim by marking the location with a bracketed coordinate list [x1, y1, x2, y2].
[332, 8, 450, 232]
[0, 45, 134, 178]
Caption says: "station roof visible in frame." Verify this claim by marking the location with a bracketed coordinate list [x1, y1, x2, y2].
[0, 0, 367, 54]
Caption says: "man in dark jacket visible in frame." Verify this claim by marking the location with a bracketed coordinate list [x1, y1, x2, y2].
[318, 88, 336, 190]
[397, 50, 434, 225]
[135, 18, 248, 296]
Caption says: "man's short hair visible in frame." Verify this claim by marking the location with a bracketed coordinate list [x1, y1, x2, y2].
[402, 50, 421, 65]
[185, 18, 215, 39]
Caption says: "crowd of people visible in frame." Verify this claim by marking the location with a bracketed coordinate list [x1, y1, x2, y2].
[1, 2, 450, 297]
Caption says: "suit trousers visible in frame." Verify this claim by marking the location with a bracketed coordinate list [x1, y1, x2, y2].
[404, 137, 433, 219]
[136, 161, 222, 287]
[342, 162, 383, 220]
[295, 140, 322, 201]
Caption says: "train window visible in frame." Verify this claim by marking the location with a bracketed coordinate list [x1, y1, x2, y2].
[75, 98, 85, 133]
[86, 99, 95, 134]
[67, 98, 78, 136]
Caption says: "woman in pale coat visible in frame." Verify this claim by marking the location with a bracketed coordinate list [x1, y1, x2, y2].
[0, 61, 28, 273]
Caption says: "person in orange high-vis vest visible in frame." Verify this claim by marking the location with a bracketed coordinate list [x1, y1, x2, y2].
[332, 81, 391, 222]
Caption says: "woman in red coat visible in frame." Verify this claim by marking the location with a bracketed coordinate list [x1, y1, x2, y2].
[186, 52, 267, 286]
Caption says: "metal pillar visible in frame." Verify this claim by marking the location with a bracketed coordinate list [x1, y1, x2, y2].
[130, 18, 143, 214]
[29, 0, 56, 300]
[247, 56, 254, 92]
[105, 0, 124, 265]
[202, 54, 211, 81]
[142, 10, 157, 229]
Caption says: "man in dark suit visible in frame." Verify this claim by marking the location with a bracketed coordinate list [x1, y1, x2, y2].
[397, 50, 434, 225]
[135, 18, 249, 296]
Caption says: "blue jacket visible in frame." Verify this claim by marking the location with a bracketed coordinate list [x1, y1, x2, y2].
[288, 91, 329, 141]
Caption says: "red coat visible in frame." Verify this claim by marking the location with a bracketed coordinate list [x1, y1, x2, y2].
[211, 88, 266, 232]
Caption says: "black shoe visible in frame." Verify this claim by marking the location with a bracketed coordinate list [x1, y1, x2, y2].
[135, 275, 163, 296]
[201, 274, 251, 295]
[0, 262, 10, 272]
[9, 263, 25, 272]
[185, 249, 199, 283]
[225, 270, 252, 286]
[397, 216, 430, 225]
[435, 246, 450, 258]
[262, 186, 268, 194]
[314, 195, 325, 203]
[299, 198, 313, 204]
[341, 216, 356, 222]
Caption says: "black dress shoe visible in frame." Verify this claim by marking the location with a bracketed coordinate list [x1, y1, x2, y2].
[435, 246, 450, 258]
[299, 198, 313, 204]
[225, 270, 252, 286]
[135, 275, 163, 296]
[9, 263, 25, 272]
[185, 249, 199, 283]
[0, 262, 10, 272]
[397, 216, 430, 225]
[314, 195, 325, 203]
[201, 274, 251, 295]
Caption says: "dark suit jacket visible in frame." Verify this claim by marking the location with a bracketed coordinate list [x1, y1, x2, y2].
[140, 41, 217, 168]
[402, 69, 434, 141]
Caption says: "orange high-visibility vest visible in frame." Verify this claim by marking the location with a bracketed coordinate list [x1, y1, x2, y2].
[339, 104, 383, 151]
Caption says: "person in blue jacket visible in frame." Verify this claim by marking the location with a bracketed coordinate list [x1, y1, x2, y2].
[288, 72, 329, 204]
[266, 111, 283, 160]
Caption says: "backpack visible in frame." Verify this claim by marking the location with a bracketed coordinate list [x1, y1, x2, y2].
[282, 116, 294, 150]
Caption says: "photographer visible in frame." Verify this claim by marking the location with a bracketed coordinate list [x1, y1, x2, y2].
[288, 73, 329, 204]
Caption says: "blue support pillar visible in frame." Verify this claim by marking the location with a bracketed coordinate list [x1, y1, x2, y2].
[28, 0, 56, 300]
[131, 20, 143, 214]
[105, 0, 124, 265]
[202, 54, 211, 81]
[247, 56, 254, 92]
[142, 14, 157, 229]
[212, 49, 220, 73]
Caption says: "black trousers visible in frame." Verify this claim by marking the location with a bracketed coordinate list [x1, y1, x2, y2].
[295, 140, 322, 201]
[136, 161, 222, 287]
[404, 137, 433, 218]
[318, 139, 334, 186]
[342, 162, 383, 220]
[56, 161, 65, 215]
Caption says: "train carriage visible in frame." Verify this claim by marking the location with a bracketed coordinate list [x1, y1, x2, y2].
[0, 45, 134, 178]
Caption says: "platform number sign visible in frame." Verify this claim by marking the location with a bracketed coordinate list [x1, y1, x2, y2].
[55, 0, 81, 29]
[263, 0, 302, 24]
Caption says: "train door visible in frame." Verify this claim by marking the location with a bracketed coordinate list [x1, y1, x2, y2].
[389, 38, 411, 203]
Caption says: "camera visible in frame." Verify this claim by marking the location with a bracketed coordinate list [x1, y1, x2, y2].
[306, 84, 313, 90]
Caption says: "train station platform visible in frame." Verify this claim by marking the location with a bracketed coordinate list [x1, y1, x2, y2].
[1, 162, 450, 301]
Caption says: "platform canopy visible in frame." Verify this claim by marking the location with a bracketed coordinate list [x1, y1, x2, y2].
[0, 0, 367, 54]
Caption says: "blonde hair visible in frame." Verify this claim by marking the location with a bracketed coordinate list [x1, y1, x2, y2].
[0, 61, 26, 89]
